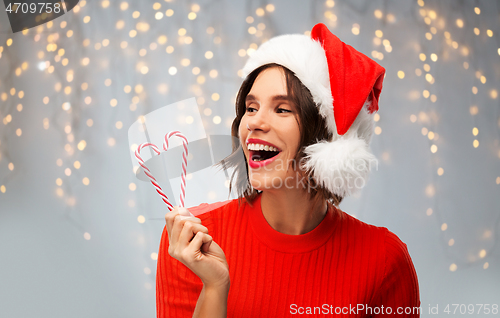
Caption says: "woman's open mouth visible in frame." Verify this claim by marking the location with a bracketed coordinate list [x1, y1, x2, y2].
[247, 141, 281, 168]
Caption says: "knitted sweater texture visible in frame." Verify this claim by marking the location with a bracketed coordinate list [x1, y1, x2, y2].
[156, 194, 420, 317]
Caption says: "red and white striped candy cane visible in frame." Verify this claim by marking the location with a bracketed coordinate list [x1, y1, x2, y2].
[135, 142, 175, 211]
[134, 131, 190, 213]
[163, 131, 189, 208]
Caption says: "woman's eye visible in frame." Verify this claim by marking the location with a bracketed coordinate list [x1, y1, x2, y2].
[277, 108, 292, 113]
[246, 106, 257, 112]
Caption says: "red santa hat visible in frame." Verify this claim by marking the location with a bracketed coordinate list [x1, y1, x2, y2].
[241, 23, 386, 198]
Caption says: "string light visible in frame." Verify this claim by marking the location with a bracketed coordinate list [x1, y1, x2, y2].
[351, 24, 360, 35]
[449, 264, 457, 272]
[78, 140, 87, 151]
[490, 89, 498, 99]
[425, 184, 435, 197]
[205, 51, 214, 60]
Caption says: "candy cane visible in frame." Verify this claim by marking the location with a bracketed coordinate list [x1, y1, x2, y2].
[163, 131, 189, 208]
[135, 142, 174, 211]
[134, 131, 191, 214]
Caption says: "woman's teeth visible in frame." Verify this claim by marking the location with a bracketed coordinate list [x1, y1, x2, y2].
[247, 143, 279, 152]
[248, 143, 281, 162]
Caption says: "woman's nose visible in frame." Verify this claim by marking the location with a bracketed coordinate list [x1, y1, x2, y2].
[247, 109, 270, 132]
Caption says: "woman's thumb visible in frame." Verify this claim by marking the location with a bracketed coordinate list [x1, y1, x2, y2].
[178, 207, 193, 220]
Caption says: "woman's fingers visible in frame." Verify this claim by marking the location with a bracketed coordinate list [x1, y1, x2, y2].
[171, 215, 202, 245]
[178, 206, 194, 220]
[165, 206, 200, 241]
[182, 233, 230, 288]
[184, 232, 212, 261]
[165, 207, 181, 241]
[177, 221, 209, 250]
[201, 238, 212, 253]
[165, 207, 198, 229]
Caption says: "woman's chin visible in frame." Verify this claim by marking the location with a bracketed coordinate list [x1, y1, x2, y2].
[249, 176, 286, 191]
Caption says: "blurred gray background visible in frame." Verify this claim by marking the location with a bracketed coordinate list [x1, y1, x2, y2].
[0, 0, 499, 317]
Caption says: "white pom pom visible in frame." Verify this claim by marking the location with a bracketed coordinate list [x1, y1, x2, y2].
[302, 137, 377, 197]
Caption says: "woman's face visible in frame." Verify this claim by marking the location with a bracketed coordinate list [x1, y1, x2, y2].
[239, 67, 302, 191]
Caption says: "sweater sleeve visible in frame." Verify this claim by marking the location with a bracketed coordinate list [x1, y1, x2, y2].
[156, 225, 203, 318]
[371, 229, 421, 317]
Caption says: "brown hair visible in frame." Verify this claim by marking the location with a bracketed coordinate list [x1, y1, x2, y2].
[216, 63, 343, 207]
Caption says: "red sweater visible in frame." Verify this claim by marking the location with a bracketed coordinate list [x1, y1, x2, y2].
[156, 194, 420, 317]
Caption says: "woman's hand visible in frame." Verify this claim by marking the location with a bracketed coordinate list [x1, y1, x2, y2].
[165, 206, 230, 289]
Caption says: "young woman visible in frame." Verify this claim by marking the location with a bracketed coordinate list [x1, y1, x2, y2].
[157, 23, 420, 317]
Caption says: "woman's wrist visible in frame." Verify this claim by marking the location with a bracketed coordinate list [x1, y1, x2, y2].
[204, 279, 230, 296]
[193, 281, 230, 318]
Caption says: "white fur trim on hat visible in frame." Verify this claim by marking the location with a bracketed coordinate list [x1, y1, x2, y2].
[301, 104, 377, 197]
